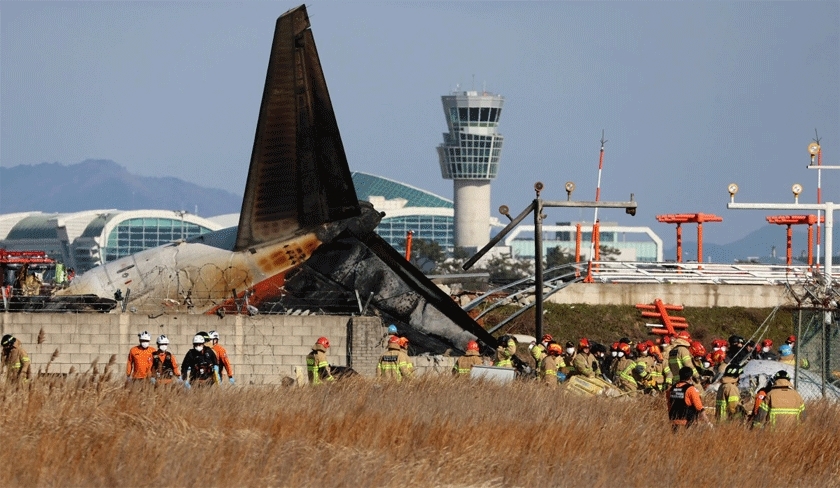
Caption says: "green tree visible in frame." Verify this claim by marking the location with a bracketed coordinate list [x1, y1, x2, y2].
[407, 238, 444, 272]
[545, 246, 574, 269]
[599, 245, 621, 261]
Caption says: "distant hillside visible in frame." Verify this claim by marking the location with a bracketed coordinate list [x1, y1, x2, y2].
[0, 160, 242, 217]
[663, 224, 831, 264]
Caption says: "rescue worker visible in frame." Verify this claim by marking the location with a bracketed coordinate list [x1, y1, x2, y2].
[667, 366, 708, 431]
[397, 337, 415, 378]
[754, 339, 779, 360]
[634, 342, 657, 393]
[726, 335, 750, 367]
[1, 334, 31, 384]
[591, 342, 610, 381]
[607, 342, 622, 383]
[668, 331, 700, 384]
[181, 334, 221, 387]
[715, 364, 744, 422]
[753, 370, 805, 429]
[649, 343, 671, 390]
[151, 335, 180, 385]
[453, 340, 483, 376]
[529, 341, 546, 375]
[570, 338, 599, 378]
[710, 338, 728, 355]
[749, 376, 775, 428]
[689, 341, 713, 386]
[561, 341, 577, 376]
[126, 331, 155, 382]
[494, 335, 517, 368]
[615, 343, 638, 392]
[778, 345, 795, 366]
[539, 343, 562, 386]
[306, 337, 335, 385]
[208, 330, 235, 384]
[377, 335, 412, 381]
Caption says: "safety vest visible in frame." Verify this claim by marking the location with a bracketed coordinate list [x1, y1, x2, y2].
[669, 383, 698, 424]
[306, 350, 333, 385]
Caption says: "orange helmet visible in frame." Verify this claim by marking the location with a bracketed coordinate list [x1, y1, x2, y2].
[662, 335, 672, 345]
[786, 335, 796, 344]
[578, 337, 590, 349]
[711, 349, 726, 364]
[649, 344, 662, 355]
[676, 331, 691, 341]
[611, 342, 620, 351]
[761, 338, 773, 348]
[466, 340, 479, 352]
[316, 337, 330, 348]
[711, 338, 727, 349]
[542, 334, 554, 343]
[547, 343, 563, 356]
[636, 342, 649, 353]
[619, 343, 632, 356]
[398, 337, 409, 348]
[388, 335, 401, 344]
[689, 340, 706, 357]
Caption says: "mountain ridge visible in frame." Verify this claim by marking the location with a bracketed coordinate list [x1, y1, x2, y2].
[0, 159, 242, 218]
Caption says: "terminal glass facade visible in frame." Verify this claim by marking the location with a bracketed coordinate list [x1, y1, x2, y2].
[104, 218, 213, 262]
[377, 215, 454, 253]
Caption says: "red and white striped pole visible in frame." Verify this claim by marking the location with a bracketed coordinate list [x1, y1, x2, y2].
[590, 131, 607, 262]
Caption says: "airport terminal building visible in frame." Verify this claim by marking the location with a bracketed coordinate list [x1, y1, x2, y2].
[1, 174, 662, 271]
[0, 210, 222, 272]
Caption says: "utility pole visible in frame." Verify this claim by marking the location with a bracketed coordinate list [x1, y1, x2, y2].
[464, 182, 637, 341]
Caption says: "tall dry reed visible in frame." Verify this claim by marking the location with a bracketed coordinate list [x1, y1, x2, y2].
[1, 374, 838, 487]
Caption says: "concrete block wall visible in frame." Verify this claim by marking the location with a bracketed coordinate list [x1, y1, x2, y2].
[0, 313, 370, 385]
[548, 283, 790, 308]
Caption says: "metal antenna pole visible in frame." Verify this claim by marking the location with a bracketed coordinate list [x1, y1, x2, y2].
[590, 131, 607, 260]
[815, 129, 823, 268]
[534, 190, 544, 341]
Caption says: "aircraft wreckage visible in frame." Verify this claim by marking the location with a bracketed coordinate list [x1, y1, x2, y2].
[46, 5, 497, 355]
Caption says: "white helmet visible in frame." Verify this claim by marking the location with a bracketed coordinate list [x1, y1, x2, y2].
[192, 334, 205, 344]
[209, 331, 220, 340]
[156, 335, 170, 345]
[138, 331, 151, 342]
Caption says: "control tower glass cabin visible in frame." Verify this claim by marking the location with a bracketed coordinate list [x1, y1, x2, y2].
[437, 90, 504, 251]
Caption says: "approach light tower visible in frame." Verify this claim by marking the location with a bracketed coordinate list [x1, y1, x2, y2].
[437, 89, 504, 251]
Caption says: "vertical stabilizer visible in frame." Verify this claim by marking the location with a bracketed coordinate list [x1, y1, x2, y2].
[235, 5, 359, 252]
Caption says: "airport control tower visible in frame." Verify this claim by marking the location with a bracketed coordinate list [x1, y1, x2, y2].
[437, 90, 504, 251]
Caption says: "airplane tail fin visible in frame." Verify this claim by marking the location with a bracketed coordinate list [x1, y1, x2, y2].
[235, 5, 359, 252]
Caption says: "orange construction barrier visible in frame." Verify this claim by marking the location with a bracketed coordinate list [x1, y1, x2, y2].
[636, 298, 688, 336]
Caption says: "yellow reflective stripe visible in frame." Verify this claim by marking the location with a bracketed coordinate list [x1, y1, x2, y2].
[727, 395, 740, 403]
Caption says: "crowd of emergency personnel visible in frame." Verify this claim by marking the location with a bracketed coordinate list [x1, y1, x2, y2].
[1, 323, 808, 429]
[301, 324, 807, 430]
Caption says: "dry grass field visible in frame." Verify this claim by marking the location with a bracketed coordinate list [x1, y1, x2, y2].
[2, 374, 839, 488]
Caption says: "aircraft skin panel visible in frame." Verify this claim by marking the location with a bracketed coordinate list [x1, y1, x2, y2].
[235, 6, 359, 252]
[57, 232, 324, 313]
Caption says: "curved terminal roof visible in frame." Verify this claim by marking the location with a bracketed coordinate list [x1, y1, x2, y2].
[352, 172, 452, 209]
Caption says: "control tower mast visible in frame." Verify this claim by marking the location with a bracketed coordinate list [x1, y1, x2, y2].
[437, 89, 505, 251]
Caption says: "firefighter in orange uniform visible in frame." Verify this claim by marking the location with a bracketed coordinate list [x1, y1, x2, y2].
[209, 330, 234, 384]
[126, 331, 156, 382]
[667, 366, 708, 431]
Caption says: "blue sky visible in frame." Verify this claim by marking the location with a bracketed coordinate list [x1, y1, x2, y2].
[1, 1, 838, 245]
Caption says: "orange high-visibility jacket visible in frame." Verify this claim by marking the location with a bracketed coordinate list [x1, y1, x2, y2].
[212, 343, 233, 378]
[126, 345, 156, 379]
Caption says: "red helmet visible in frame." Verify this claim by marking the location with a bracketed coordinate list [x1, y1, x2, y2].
[711, 338, 727, 349]
[711, 350, 726, 364]
[662, 335, 672, 345]
[578, 337, 590, 349]
[547, 343, 563, 356]
[689, 340, 706, 357]
[618, 343, 632, 355]
[398, 337, 409, 348]
[636, 342, 649, 353]
[542, 334, 554, 343]
[466, 340, 479, 352]
[676, 331, 691, 341]
[388, 335, 401, 344]
[786, 335, 796, 344]
[611, 342, 620, 351]
[761, 338, 773, 348]
[316, 337, 330, 348]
